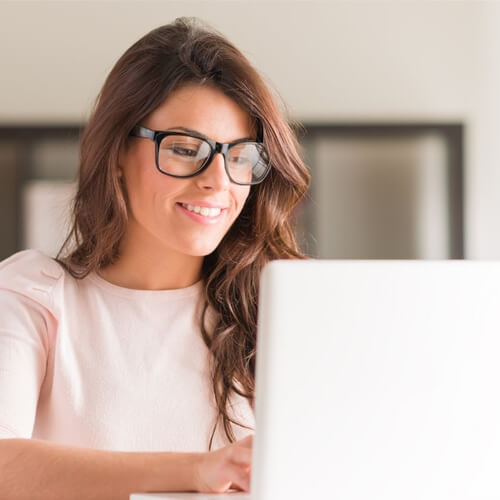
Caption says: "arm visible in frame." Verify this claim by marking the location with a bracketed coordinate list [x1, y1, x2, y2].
[0, 434, 252, 500]
[0, 273, 252, 500]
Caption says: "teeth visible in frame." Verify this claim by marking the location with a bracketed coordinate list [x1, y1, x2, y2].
[182, 204, 222, 217]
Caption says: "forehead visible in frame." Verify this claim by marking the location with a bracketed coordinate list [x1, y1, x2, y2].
[146, 84, 256, 143]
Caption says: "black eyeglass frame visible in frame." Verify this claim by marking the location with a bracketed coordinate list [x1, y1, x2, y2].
[129, 125, 271, 186]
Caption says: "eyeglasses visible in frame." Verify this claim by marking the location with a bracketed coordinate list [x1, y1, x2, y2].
[129, 125, 271, 186]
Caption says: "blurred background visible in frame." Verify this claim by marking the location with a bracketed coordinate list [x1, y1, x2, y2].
[0, 0, 499, 261]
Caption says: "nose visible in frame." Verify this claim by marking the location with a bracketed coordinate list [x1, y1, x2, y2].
[195, 152, 230, 191]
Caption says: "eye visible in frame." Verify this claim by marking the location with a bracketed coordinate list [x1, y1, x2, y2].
[228, 143, 259, 169]
[170, 146, 199, 157]
[159, 136, 207, 161]
[229, 154, 251, 165]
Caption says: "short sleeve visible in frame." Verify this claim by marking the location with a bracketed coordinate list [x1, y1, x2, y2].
[0, 250, 61, 439]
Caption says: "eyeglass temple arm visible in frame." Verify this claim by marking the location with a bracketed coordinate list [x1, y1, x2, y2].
[130, 125, 155, 140]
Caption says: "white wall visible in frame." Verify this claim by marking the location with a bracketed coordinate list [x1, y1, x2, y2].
[1, 0, 499, 258]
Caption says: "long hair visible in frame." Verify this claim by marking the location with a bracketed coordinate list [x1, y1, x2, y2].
[57, 17, 310, 448]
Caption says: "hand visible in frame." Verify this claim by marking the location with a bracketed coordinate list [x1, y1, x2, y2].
[194, 434, 253, 493]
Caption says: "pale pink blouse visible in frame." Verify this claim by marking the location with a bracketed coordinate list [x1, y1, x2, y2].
[0, 250, 254, 451]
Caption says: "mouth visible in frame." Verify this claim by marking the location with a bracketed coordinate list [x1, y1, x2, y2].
[176, 202, 227, 225]
[180, 203, 224, 217]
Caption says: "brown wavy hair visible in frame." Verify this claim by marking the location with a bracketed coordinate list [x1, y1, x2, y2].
[57, 17, 310, 448]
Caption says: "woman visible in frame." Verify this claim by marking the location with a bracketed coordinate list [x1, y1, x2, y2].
[0, 17, 309, 499]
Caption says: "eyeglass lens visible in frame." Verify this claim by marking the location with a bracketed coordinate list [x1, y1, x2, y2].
[158, 135, 268, 184]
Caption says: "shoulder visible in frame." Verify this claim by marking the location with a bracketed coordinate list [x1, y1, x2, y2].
[0, 249, 64, 283]
[0, 249, 65, 312]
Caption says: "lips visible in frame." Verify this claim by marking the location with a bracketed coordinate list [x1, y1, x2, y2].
[181, 203, 222, 217]
[176, 202, 227, 225]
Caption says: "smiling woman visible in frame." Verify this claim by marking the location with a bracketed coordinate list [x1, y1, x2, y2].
[106, 84, 255, 285]
[0, 17, 309, 500]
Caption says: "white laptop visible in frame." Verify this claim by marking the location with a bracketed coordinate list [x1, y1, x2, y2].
[132, 259, 500, 500]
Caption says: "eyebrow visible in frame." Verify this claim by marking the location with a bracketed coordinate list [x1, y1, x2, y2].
[169, 126, 256, 143]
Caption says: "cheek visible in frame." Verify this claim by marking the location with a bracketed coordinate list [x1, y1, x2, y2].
[125, 164, 179, 218]
[122, 148, 153, 209]
[234, 187, 251, 216]
[125, 171, 151, 214]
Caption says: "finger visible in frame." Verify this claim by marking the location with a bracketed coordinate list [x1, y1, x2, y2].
[236, 434, 254, 448]
[229, 445, 252, 467]
[228, 464, 251, 492]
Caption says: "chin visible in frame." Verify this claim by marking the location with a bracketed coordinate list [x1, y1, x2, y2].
[184, 241, 221, 257]
[175, 229, 230, 257]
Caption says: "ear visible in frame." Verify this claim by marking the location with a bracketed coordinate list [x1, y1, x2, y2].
[117, 141, 129, 177]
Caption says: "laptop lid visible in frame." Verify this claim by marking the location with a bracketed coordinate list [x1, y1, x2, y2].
[252, 259, 500, 500]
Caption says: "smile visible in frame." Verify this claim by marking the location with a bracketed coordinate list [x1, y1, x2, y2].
[181, 203, 223, 218]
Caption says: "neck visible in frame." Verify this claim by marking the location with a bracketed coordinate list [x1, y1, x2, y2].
[98, 226, 203, 291]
